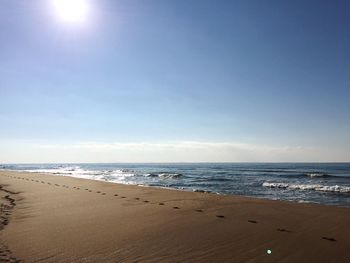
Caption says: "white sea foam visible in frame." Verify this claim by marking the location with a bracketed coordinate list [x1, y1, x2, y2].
[263, 182, 350, 193]
[21, 166, 183, 185]
[298, 200, 313, 204]
[306, 173, 328, 178]
[23, 166, 136, 183]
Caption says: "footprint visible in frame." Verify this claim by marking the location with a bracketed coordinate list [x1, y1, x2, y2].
[101, 193, 106, 195]
[143, 200, 149, 203]
[322, 237, 336, 242]
[114, 194, 119, 196]
[121, 196, 126, 199]
[195, 209, 203, 212]
[158, 202, 164, 205]
[277, 228, 291, 233]
[97, 191, 101, 193]
[89, 190, 92, 192]
[135, 197, 140, 200]
[173, 206, 180, 209]
[216, 215, 225, 218]
[248, 220, 257, 224]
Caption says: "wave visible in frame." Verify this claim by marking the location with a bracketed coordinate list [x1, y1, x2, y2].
[145, 173, 183, 179]
[276, 172, 349, 179]
[14, 165, 184, 180]
[263, 182, 350, 194]
[304, 173, 350, 179]
[21, 166, 136, 180]
[121, 169, 135, 173]
[209, 177, 232, 182]
[305, 173, 330, 178]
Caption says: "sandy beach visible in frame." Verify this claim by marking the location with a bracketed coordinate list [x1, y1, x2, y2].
[0, 170, 349, 262]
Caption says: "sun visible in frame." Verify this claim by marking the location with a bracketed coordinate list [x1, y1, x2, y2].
[52, 0, 90, 23]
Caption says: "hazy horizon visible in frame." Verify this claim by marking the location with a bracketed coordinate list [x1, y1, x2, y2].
[1, 0, 350, 163]
[2, 161, 350, 165]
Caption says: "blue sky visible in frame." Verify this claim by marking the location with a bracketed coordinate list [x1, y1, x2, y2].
[1, 0, 349, 162]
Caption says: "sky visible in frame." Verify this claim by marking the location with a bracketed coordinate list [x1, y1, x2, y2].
[0, 0, 350, 163]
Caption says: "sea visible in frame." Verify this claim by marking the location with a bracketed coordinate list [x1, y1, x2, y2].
[1, 163, 350, 207]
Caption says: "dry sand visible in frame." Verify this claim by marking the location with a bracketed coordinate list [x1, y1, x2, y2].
[0, 170, 349, 263]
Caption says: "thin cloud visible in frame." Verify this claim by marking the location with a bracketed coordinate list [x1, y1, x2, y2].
[1, 140, 347, 163]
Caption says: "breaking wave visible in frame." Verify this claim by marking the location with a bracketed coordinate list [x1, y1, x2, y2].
[19, 166, 184, 180]
[305, 173, 330, 178]
[263, 182, 350, 194]
[145, 173, 183, 179]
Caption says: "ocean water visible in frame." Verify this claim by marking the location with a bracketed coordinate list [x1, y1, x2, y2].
[1, 163, 350, 207]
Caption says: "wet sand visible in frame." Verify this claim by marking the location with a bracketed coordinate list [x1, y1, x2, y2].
[0, 170, 349, 262]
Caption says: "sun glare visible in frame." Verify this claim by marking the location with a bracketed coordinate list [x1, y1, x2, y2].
[52, 0, 89, 23]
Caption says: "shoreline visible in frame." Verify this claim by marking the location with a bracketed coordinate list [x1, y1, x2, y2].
[2, 162, 349, 208]
[7, 168, 350, 209]
[1, 170, 350, 262]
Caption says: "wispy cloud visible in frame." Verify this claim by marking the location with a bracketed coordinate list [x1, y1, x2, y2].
[1, 140, 348, 163]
